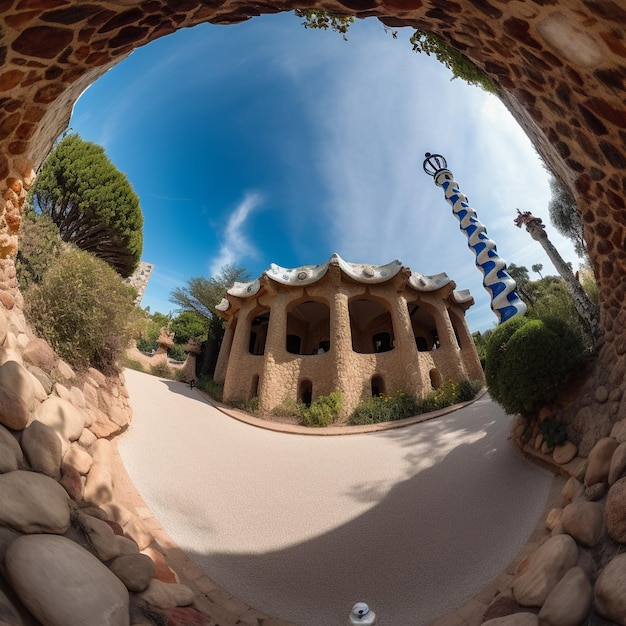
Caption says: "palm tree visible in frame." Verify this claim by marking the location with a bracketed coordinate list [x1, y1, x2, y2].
[514, 210, 600, 342]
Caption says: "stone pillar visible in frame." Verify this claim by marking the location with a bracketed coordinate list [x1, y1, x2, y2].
[214, 319, 236, 384]
[330, 287, 354, 412]
[153, 327, 174, 364]
[389, 293, 424, 396]
[223, 310, 253, 401]
[180, 339, 201, 383]
[434, 304, 465, 380]
[258, 295, 288, 411]
[450, 310, 484, 382]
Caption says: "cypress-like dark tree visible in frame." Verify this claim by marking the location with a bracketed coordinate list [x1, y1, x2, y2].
[30, 133, 143, 278]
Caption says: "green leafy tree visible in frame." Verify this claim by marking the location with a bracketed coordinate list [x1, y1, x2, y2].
[531, 263, 543, 279]
[548, 177, 587, 259]
[515, 210, 600, 341]
[170, 264, 250, 376]
[170, 311, 209, 345]
[136, 310, 171, 352]
[410, 30, 498, 93]
[25, 247, 139, 373]
[524, 275, 594, 350]
[506, 263, 529, 288]
[29, 133, 143, 278]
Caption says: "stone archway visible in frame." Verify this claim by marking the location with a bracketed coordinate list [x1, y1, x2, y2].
[2, 2, 626, 429]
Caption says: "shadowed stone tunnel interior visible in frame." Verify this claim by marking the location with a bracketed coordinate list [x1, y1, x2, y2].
[2, 1, 626, 623]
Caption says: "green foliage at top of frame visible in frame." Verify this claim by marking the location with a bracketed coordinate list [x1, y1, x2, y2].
[294, 9, 354, 39]
[410, 30, 499, 94]
[485, 316, 585, 416]
[348, 380, 482, 426]
[295, 10, 498, 92]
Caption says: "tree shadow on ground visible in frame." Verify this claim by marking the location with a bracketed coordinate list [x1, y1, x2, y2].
[179, 402, 552, 625]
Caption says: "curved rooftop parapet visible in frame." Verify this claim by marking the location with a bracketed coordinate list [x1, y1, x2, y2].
[266, 260, 330, 286]
[224, 254, 469, 302]
[227, 279, 261, 298]
[331, 253, 405, 284]
[407, 271, 451, 292]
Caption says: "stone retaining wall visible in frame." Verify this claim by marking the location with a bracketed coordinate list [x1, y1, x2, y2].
[0, 302, 228, 625]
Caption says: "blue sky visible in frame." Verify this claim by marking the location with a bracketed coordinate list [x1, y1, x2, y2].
[69, 13, 581, 332]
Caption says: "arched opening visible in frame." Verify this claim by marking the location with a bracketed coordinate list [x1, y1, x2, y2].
[298, 379, 312, 407]
[371, 375, 385, 397]
[349, 297, 394, 354]
[407, 301, 440, 351]
[250, 374, 259, 399]
[429, 368, 442, 390]
[286, 300, 330, 355]
[248, 309, 270, 356]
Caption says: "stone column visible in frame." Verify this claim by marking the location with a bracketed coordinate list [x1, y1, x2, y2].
[389, 292, 424, 396]
[258, 294, 288, 411]
[214, 319, 236, 384]
[434, 304, 465, 380]
[223, 309, 253, 401]
[330, 287, 355, 412]
[451, 310, 484, 381]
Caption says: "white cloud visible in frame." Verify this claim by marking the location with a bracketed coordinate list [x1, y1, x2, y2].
[299, 21, 585, 331]
[209, 192, 262, 276]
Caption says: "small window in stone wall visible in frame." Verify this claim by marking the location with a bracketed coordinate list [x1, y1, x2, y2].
[371, 375, 385, 397]
[299, 379, 313, 407]
[429, 368, 442, 390]
[250, 374, 259, 399]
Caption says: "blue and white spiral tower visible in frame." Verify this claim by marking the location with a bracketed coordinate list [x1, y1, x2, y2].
[423, 153, 526, 324]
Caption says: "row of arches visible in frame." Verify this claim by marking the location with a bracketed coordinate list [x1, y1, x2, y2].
[246, 297, 464, 357]
[247, 368, 444, 408]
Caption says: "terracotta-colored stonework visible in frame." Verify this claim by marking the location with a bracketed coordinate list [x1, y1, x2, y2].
[214, 254, 483, 417]
[1, 1, 626, 429]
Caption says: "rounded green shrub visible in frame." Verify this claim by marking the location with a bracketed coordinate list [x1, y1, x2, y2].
[484, 316, 528, 404]
[25, 247, 138, 374]
[303, 392, 342, 427]
[485, 316, 584, 415]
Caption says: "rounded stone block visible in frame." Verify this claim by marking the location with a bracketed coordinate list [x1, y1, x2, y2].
[5, 534, 129, 626]
[513, 535, 578, 607]
[0, 470, 70, 534]
[594, 553, 626, 624]
[537, 566, 591, 626]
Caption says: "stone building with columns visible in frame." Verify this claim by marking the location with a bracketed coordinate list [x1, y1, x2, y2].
[214, 254, 483, 418]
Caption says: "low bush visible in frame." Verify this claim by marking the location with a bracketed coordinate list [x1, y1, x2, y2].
[25, 247, 139, 374]
[485, 316, 584, 415]
[272, 398, 306, 420]
[230, 396, 259, 414]
[303, 392, 342, 427]
[150, 362, 173, 379]
[198, 378, 223, 402]
[120, 355, 144, 373]
[540, 419, 567, 447]
[349, 381, 482, 426]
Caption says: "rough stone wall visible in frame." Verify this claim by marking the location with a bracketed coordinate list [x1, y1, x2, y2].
[1, 0, 626, 436]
